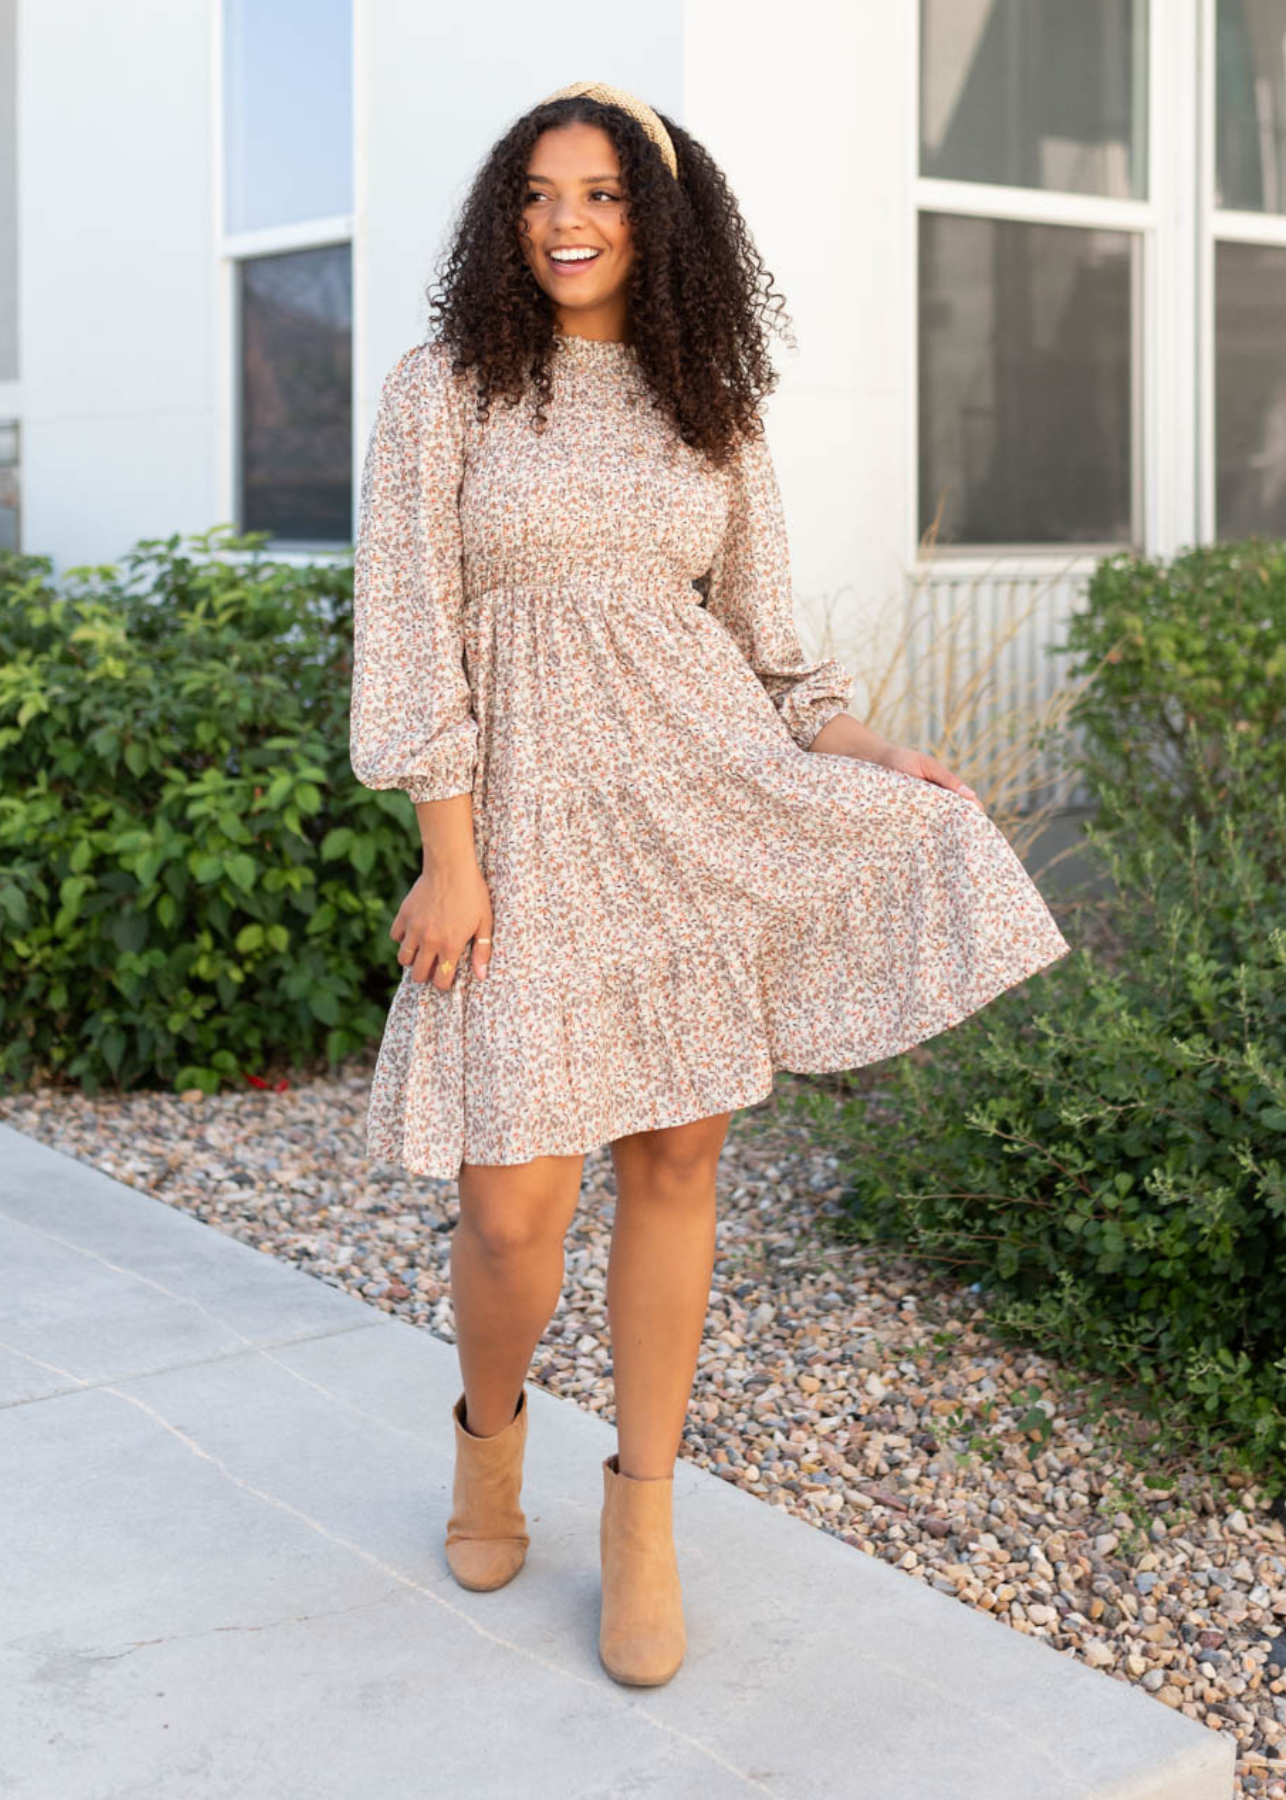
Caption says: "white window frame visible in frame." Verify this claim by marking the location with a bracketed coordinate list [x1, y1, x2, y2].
[1199, 0, 1286, 538]
[210, 0, 357, 566]
[908, 0, 1206, 574]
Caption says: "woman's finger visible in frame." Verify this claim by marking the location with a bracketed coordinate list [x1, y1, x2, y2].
[398, 931, 438, 985]
[923, 754, 982, 807]
[431, 942, 467, 991]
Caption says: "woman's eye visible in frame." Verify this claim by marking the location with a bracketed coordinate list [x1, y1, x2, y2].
[524, 190, 622, 204]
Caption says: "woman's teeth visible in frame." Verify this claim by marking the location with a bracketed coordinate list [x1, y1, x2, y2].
[549, 248, 601, 271]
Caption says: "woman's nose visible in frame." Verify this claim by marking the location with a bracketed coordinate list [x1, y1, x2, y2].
[549, 196, 587, 228]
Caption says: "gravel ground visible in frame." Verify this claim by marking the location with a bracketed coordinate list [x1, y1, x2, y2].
[4, 1063, 1283, 1796]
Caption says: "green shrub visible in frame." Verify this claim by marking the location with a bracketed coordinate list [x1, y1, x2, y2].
[0, 529, 419, 1093]
[1052, 537, 1286, 865]
[806, 546, 1286, 1496]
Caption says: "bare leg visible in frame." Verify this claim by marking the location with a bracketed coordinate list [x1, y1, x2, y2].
[607, 1113, 731, 1479]
[452, 1152, 584, 1437]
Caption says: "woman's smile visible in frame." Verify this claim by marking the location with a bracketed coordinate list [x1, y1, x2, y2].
[547, 245, 604, 276]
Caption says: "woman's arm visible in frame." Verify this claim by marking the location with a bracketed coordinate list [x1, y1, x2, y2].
[700, 419, 855, 750]
[350, 340, 479, 813]
[350, 341, 494, 985]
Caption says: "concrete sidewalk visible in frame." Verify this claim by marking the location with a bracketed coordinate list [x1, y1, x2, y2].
[0, 1123, 1235, 1800]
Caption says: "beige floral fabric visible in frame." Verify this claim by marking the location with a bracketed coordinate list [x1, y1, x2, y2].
[350, 333, 1071, 1178]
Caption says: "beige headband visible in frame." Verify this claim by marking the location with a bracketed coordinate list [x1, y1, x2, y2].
[534, 80, 679, 181]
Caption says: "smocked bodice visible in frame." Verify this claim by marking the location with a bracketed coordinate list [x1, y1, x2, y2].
[455, 332, 730, 599]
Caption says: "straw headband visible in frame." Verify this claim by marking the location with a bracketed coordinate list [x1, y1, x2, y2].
[534, 80, 679, 182]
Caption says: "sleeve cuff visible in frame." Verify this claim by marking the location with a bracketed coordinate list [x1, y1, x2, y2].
[400, 723, 479, 802]
[781, 675, 855, 751]
[402, 771, 476, 804]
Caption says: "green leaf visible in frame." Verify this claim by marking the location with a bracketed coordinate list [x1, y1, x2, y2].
[310, 988, 341, 1025]
[320, 827, 353, 861]
[225, 853, 257, 893]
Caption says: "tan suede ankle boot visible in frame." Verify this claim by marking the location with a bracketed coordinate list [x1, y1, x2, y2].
[598, 1452, 687, 1686]
[444, 1387, 530, 1591]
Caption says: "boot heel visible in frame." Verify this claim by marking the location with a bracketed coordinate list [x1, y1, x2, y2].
[598, 1452, 686, 1686]
[444, 1387, 530, 1591]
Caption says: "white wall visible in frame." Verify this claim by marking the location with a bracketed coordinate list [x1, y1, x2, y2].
[17, 0, 218, 571]
[684, 0, 915, 674]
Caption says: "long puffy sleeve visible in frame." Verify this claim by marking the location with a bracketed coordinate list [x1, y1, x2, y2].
[701, 418, 855, 751]
[349, 340, 479, 803]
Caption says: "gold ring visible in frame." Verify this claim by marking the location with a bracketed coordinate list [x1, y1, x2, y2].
[476, 936, 492, 944]
[440, 960, 455, 974]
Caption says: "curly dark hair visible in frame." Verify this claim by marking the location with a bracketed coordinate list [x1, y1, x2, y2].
[423, 93, 797, 469]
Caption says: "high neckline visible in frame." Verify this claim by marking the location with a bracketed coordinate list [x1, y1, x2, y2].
[554, 330, 636, 358]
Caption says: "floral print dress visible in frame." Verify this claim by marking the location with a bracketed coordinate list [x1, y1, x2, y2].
[349, 330, 1071, 1178]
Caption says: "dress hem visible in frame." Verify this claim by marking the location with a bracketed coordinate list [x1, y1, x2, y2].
[364, 927, 1072, 1181]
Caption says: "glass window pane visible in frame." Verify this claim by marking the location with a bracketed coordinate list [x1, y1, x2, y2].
[1216, 240, 1286, 536]
[920, 0, 1147, 199]
[239, 244, 352, 544]
[224, 0, 352, 235]
[1216, 0, 1286, 213]
[0, 419, 18, 553]
[919, 212, 1135, 547]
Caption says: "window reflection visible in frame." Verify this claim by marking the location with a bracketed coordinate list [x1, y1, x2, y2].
[0, 420, 18, 553]
[239, 244, 352, 544]
[919, 213, 1134, 546]
[223, 0, 353, 234]
[1217, 0, 1286, 213]
[1216, 241, 1286, 536]
[920, 0, 1146, 199]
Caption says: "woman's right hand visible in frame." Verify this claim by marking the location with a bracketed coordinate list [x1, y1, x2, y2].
[390, 856, 493, 989]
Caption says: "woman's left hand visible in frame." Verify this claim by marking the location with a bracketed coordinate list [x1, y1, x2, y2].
[877, 741, 984, 809]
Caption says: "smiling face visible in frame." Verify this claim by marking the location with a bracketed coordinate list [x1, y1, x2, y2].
[518, 122, 636, 342]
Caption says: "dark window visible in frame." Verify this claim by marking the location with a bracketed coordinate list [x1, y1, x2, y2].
[0, 420, 18, 552]
[238, 243, 352, 545]
[1216, 239, 1286, 536]
[918, 211, 1135, 547]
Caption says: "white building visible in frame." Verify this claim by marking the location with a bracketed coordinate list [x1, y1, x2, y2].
[2, 1, 1284, 789]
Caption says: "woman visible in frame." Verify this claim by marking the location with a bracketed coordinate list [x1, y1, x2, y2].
[349, 80, 1070, 1688]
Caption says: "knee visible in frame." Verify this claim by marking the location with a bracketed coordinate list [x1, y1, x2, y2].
[455, 1199, 546, 1263]
[612, 1116, 728, 1193]
[456, 1162, 576, 1262]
